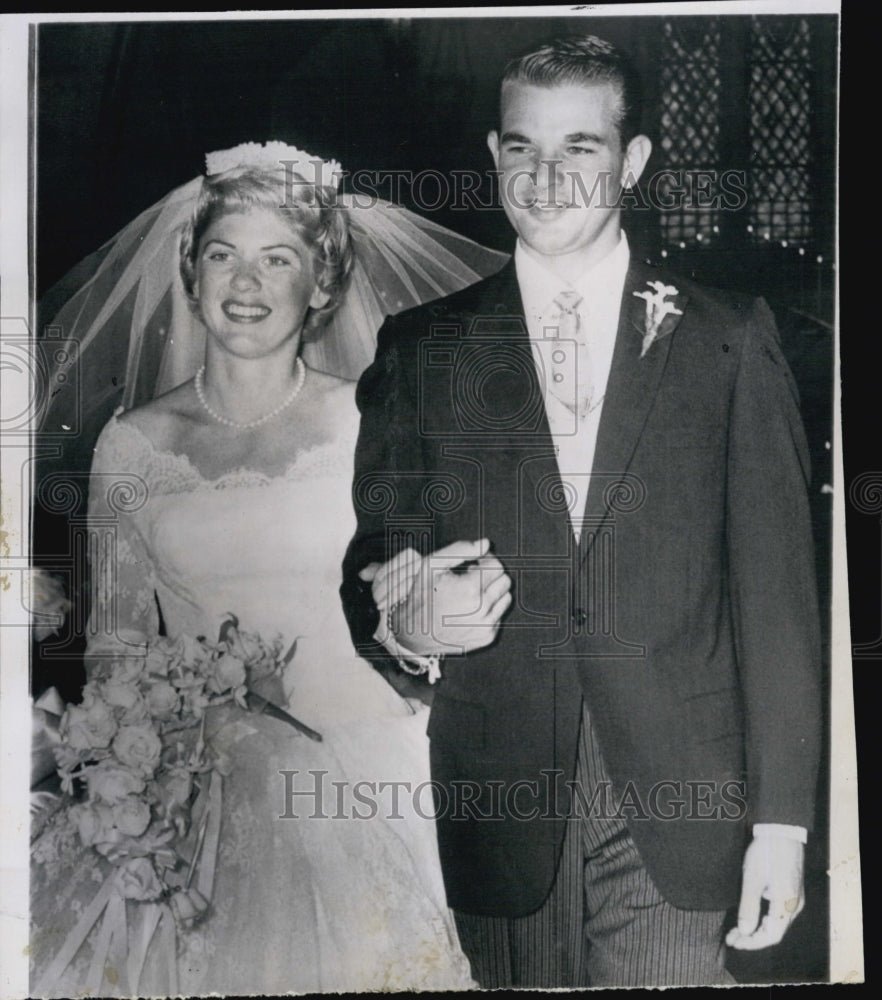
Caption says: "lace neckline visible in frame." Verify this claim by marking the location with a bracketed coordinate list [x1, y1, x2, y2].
[105, 409, 353, 491]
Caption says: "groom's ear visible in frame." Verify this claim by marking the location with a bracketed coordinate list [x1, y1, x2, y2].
[621, 134, 652, 189]
[487, 131, 500, 168]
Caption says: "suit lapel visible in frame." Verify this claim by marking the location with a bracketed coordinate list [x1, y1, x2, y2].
[467, 258, 524, 332]
[581, 263, 689, 535]
[465, 259, 556, 481]
[460, 262, 570, 555]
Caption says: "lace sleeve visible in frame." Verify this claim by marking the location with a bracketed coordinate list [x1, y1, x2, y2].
[84, 415, 159, 674]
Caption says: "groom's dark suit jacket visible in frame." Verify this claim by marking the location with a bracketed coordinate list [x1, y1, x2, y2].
[341, 258, 821, 916]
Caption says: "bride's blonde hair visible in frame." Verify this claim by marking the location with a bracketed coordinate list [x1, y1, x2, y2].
[179, 166, 354, 332]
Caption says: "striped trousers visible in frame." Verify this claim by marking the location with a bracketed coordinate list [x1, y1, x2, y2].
[453, 706, 733, 988]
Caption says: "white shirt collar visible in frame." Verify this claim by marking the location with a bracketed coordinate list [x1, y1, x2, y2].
[515, 231, 631, 323]
[514, 233, 630, 539]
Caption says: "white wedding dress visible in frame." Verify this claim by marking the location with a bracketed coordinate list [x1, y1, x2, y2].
[30, 392, 474, 996]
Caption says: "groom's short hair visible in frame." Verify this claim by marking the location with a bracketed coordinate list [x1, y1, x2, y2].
[501, 34, 644, 146]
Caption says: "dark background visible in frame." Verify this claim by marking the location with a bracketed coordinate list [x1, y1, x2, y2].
[30, 13, 856, 989]
[35, 15, 837, 305]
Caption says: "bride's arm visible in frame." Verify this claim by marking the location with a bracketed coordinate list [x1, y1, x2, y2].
[83, 419, 160, 677]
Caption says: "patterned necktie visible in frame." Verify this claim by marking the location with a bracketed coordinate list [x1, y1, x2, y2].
[542, 290, 595, 417]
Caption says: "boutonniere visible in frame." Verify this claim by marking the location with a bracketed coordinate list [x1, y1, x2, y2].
[633, 281, 683, 357]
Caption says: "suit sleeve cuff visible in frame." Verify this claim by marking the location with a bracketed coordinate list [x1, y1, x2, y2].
[752, 823, 808, 844]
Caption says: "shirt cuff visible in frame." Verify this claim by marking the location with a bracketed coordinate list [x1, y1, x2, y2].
[752, 823, 808, 844]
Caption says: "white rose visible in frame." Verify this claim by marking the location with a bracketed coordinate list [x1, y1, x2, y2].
[108, 657, 144, 684]
[70, 801, 117, 847]
[102, 678, 143, 713]
[145, 680, 179, 719]
[113, 724, 162, 776]
[61, 696, 117, 751]
[112, 794, 152, 837]
[209, 652, 246, 694]
[115, 857, 163, 901]
[87, 761, 146, 804]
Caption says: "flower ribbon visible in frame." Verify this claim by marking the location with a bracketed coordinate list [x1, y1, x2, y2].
[34, 770, 223, 996]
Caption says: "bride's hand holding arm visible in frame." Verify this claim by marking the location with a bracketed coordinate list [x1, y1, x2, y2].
[362, 539, 512, 661]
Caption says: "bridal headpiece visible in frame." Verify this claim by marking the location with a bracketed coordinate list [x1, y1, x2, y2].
[204, 140, 343, 190]
[39, 141, 508, 446]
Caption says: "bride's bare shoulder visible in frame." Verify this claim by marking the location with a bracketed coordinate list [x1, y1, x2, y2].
[116, 380, 197, 449]
[307, 368, 356, 396]
[302, 368, 359, 440]
[307, 368, 357, 410]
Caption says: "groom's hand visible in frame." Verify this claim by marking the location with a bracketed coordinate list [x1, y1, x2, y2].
[363, 539, 512, 657]
[726, 835, 805, 950]
[360, 547, 422, 614]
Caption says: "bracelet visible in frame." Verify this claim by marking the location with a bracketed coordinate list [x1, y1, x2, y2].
[396, 652, 430, 676]
[385, 603, 443, 684]
[396, 650, 442, 684]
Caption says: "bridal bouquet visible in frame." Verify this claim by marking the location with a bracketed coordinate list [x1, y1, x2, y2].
[37, 618, 293, 994]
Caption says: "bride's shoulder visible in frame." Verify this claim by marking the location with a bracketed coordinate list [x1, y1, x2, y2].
[306, 368, 358, 427]
[307, 368, 356, 399]
[93, 383, 196, 472]
[113, 381, 197, 452]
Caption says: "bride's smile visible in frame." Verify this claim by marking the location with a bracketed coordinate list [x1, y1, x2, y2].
[222, 300, 272, 321]
[194, 207, 329, 359]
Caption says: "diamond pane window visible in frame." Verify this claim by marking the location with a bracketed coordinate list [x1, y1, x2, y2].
[748, 17, 812, 244]
[658, 20, 722, 246]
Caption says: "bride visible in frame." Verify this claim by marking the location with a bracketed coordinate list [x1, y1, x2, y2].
[30, 143, 507, 996]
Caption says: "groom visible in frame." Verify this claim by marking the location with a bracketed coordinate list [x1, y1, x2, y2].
[341, 34, 821, 987]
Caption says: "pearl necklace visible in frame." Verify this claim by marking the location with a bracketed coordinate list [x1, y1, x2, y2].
[194, 358, 307, 429]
